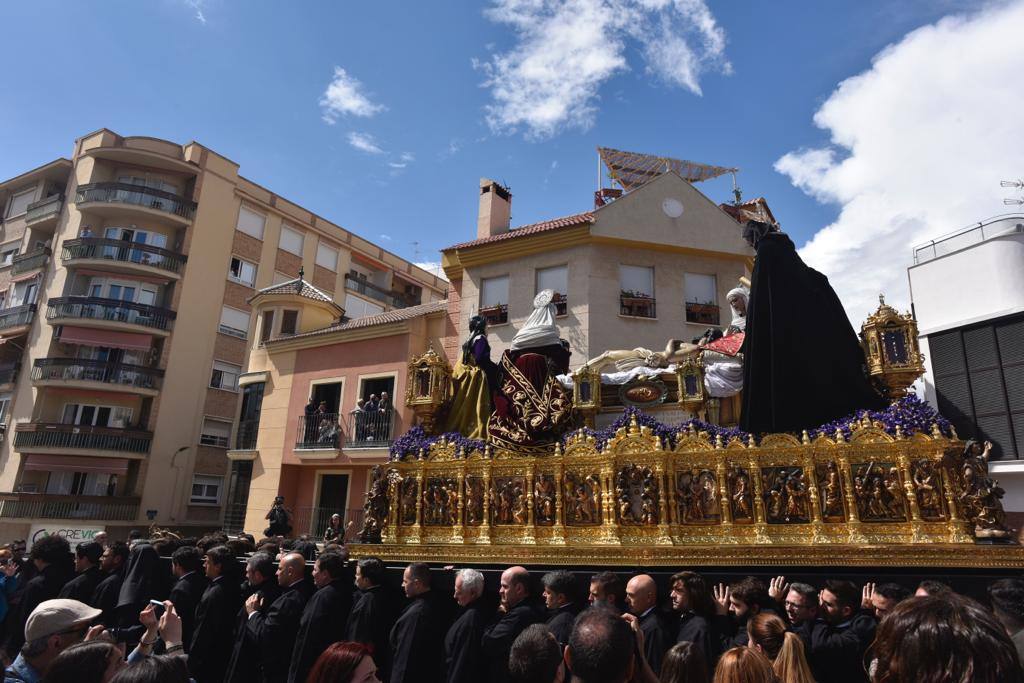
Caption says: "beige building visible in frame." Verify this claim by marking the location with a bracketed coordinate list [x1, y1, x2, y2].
[0, 129, 446, 539]
[441, 173, 756, 373]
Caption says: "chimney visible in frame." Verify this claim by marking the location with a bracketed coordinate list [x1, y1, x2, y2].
[477, 178, 512, 239]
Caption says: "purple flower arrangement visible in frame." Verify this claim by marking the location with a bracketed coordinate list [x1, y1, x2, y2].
[389, 396, 953, 460]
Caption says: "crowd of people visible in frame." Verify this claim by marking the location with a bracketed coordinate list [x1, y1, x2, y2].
[0, 530, 1021, 683]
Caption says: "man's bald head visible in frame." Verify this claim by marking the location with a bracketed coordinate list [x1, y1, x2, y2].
[277, 552, 306, 587]
[626, 574, 657, 615]
[500, 566, 531, 610]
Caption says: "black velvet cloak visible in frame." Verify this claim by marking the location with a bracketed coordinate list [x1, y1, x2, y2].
[288, 579, 353, 683]
[740, 233, 887, 434]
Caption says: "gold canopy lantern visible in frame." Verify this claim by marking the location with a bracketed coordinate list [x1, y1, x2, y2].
[861, 295, 926, 399]
[405, 345, 452, 433]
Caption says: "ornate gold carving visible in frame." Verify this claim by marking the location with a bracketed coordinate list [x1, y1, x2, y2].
[860, 294, 926, 399]
[405, 345, 453, 433]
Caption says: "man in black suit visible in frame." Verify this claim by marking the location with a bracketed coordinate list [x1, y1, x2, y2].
[346, 557, 401, 681]
[542, 571, 581, 648]
[444, 568, 492, 683]
[245, 552, 313, 683]
[58, 542, 103, 603]
[482, 566, 544, 683]
[189, 545, 241, 683]
[5, 535, 70, 657]
[226, 552, 280, 683]
[90, 541, 129, 627]
[288, 551, 353, 683]
[390, 562, 450, 683]
[168, 546, 208, 652]
[626, 574, 671, 676]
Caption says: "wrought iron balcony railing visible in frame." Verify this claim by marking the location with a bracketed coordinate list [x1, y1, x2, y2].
[0, 305, 35, 331]
[31, 358, 164, 390]
[47, 297, 176, 331]
[345, 409, 397, 449]
[11, 247, 51, 276]
[75, 182, 196, 221]
[0, 494, 139, 521]
[296, 412, 342, 450]
[344, 274, 413, 308]
[24, 195, 63, 224]
[14, 423, 152, 454]
[620, 294, 656, 319]
[62, 238, 187, 275]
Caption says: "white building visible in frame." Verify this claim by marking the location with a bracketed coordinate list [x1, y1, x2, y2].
[907, 213, 1024, 521]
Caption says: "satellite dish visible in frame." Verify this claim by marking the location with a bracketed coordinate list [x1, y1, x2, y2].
[662, 198, 684, 218]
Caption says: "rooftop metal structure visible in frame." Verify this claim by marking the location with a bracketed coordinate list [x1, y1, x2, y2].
[597, 146, 737, 191]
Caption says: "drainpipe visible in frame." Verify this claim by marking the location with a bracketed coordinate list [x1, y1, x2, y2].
[169, 446, 190, 522]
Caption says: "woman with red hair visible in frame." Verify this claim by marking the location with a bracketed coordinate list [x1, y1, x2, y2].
[307, 642, 380, 683]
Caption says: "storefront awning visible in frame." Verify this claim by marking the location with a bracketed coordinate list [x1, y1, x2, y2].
[58, 326, 153, 351]
[23, 454, 129, 475]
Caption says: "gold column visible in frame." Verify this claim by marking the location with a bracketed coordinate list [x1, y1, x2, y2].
[805, 457, 828, 544]
[551, 463, 566, 545]
[750, 459, 770, 544]
[941, 455, 973, 544]
[410, 471, 423, 545]
[524, 466, 536, 545]
[453, 469, 466, 544]
[716, 462, 736, 544]
[899, 453, 926, 543]
[839, 455, 868, 543]
[383, 475, 399, 544]
[601, 464, 620, 545]
[479, 464, 492, 545]
[654, 462, 672, 544]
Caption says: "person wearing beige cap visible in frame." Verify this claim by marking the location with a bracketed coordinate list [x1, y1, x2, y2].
[3, 598, 102, 683]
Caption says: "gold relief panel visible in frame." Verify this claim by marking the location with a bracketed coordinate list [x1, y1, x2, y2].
[423, 477, 459, 526]
[761, 467, 811, 524]
[398, 477, 418, 526]
[727, 465, 755, 524]
[850, 462, 908, 523]
[676, 469, 722, 525]
[464, 476, 485, 526]
[565, 471, 602, 525]
[910, 459, 947, 522]
[816, 462, 846, 522]
[615, 464, 660, 525]
[534, 474, 556, 526]
[491, 477, 528, 526]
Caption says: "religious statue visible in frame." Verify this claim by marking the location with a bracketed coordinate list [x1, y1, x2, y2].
[465, 477, 484, 526]
[400, 478, 418, 526]
[358, 464, 395, 543]
[512, 483, 529, 524]
[853, 463, 906, 522]
[677, 469, 719, 524]
[761, 468, 809, 523]
[491, 478, 528, 525]
[565, 472, 601, 525]
[739, 219, 887, 434]
[535, 475, 556, 525]
[817, 462, 845, 520]
[729, 468, 754, 521]
[784, 470, 810, 522]
[443, 315, 499, 439]
[911, 460, 943, 520]
[615, 465, 658, 525]
[946, 440, 1013, 539]
[488, 291, 574, 453]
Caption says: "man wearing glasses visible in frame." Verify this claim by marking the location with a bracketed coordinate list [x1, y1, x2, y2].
[4, 599, 102, 683]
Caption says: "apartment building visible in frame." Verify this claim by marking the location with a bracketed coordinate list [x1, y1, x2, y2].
[0, 129, 446, 539]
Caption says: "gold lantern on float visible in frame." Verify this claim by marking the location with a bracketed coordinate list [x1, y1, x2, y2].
[405, 345, 452, 434]
[676, 356, 706, 414]
[860, 294, 926, 399]
[571, 364, 602, 427]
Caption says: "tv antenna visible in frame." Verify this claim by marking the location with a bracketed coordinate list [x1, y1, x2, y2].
[1001, 179, 1024, 206]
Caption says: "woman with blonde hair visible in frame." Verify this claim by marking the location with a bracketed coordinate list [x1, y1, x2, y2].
[713, 646, 778, 683]
[746, 613, 815, 683]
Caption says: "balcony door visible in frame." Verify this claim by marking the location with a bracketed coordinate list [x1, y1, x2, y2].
[61, 403, 133, 428]
[103, 227, 167, 264]
[316, 473, 349, 533]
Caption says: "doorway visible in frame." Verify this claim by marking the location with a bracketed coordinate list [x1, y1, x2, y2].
[315, 473, 350, 536]
[360, 376, 395, 404]
[311, 382, 342, 414]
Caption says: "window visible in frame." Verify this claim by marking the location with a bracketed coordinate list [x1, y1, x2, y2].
[316, 242, 339, 271]
[279, 226, 304, 255]
[46, 472, 116, 497]
[210, 360, 241, 391]
[280, 310, 299, 336]
[61, 404, 132, 428]
[260, 310, 275, 342]
[0, 395, 10, 425]
[685, 273, 719, 325]
[480, 275, 509, 325]
[219, 306, 250, 339]
[344, 294, 384, 319]
[536, 265, 568, 316]
[6, 188, 35, 218]
[236, 206, 266, 240]
[199, 418, 232, 448]
[228, 257, 257, 287]
[118, 176, 178, 194]
[190, 474, 222, 504]
[0, 242, 19, 267]
[620, 265, 655, 318]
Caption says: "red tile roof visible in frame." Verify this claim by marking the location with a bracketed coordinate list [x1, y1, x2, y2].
[250, 277, 335, 304]
[272, 299, 448, 342]
[443, 212, 595, 251]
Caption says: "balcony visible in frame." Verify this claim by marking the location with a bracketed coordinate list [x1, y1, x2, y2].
[47, 297, 175, 334]
[294, 410, 397, 453]
[620, 292, 656, 319]
[11, 247, 51, 276]
[685, 302, 720, 326]
[62, 238, 187, 278]
[0, 493, 139, 521]
[296, 412, 341, 451]
[0, 304, 36, 336]
[14, 423, 152, 455]
[345, 410, 397, 449]
[344, 274, 414, 309]
[24, 195, 63, 228]
[31, 358, 163, 395]
[75, 182, 196, 225]
[480, 303, 508, 326]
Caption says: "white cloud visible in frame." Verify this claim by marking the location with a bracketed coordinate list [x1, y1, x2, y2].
[776, 1, 1024, 322]
[347, 132, 384, 155]
[477, 0, 730, 138]
[415, 261, 449, 281]
[379, 234, 393, 241]
[184, 0, 206, 24]
[320, 67, 386, 123]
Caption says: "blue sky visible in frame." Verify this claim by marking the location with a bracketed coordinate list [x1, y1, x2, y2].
[2, 0, 1018, 316]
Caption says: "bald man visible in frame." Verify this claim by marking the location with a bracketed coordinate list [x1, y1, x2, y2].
[626, 574, 670, 675]
[245, 552, 313, 683]
[482, 566, 544, 683]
